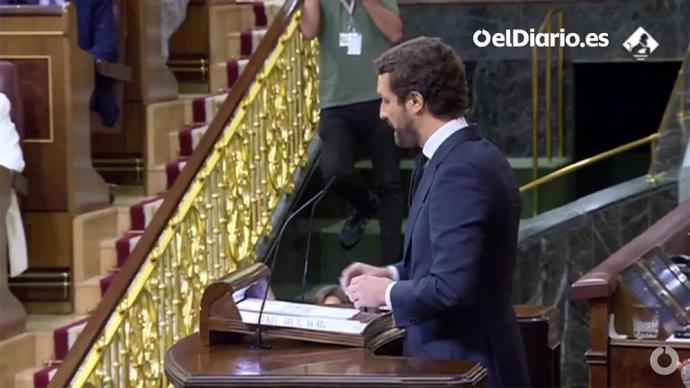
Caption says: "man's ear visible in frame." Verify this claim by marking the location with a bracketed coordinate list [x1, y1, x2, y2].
[405, 91, 424, 114]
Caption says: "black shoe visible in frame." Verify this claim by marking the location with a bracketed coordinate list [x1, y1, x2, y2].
[339, 210, 372, 250]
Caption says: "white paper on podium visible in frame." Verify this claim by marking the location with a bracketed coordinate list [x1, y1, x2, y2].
[238, 310, 365, 334]
[237, 298, 359, 320]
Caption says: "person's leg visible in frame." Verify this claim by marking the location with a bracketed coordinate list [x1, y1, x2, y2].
[360, 101, 403, 265]
[319, 106, 378, 250]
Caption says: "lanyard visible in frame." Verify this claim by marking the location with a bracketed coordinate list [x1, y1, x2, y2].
[339, 0, 356, 32]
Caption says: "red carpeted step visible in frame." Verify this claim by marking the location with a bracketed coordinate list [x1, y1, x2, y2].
[129, 196, 165, 231]
[115, 232, 144, 268]
[53, 318, 89, 361]
[33, 363, 60, 388]
[191, 93, 228, 123]
[165, 159, 188, 189]
[99, 272, 117, 296]
[240, 29, 267, 57]
[178, 124, 207, 157]
[252, 2, 267, 27]
[225, 58, 249, 89]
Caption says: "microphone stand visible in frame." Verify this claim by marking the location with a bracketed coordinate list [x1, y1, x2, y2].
[300, 190, 324, 303]
[252, 176, 336, 350]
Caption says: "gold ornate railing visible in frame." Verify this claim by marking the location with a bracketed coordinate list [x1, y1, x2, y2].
[519, 133, 660, 193]
[51, 1, 318, 386]
[530, 9, 565, 215]
[522, 46, 690, 196]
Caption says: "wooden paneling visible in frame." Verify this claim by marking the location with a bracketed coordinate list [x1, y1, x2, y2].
[165, 334, 487, 387]
[72, 207, 127, 283]
[23, 212, 72, 268]
[170, 2, 254, 92]
[0, 5, 109, 280]
[12, 59, 50, 141]
[609, 342, 690, 387]
[92, 101, 145, 156]
[0, 6, 109, 214]
[124, 0, 177, 104]
[209, 5, 255, 63]
[146, 99, 190, 167]
[2, 55, 65, 212]
[169, 5, 210, 59]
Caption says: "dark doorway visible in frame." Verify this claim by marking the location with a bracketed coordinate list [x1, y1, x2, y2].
[573, 61, 681, 198]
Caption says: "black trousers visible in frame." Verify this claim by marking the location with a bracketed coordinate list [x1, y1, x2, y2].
[318, 100, 403, 265]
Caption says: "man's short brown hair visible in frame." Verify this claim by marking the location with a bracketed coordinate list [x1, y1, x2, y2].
[374, 36, 470, 119]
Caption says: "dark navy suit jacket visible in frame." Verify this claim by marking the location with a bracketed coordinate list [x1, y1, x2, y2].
[390, 125, 531, 387]
[74, 0, 119, 128]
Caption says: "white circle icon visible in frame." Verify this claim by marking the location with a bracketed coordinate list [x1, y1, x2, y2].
[650, 346, 679, 376]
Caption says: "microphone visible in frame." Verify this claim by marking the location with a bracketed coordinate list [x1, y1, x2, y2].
[299, 179, 330, 302]
[253, 176, 336, 349]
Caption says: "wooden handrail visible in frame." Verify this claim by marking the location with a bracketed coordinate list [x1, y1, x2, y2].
[50, 0, 301, 386]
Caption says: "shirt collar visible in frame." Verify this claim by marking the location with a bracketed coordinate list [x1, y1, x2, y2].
[421, 116, 469, 160]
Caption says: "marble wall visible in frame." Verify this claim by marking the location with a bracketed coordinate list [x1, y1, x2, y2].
[400, 0, 690, 156]
[515, 173, 679, 387]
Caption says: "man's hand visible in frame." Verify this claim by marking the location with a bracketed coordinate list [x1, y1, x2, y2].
[340, 262, 391, 291]
[346, 275, 391, 308]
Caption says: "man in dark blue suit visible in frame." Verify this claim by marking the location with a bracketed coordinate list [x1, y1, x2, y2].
[341, 36, 531, 387]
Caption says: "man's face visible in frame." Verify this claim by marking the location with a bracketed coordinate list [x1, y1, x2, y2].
[377, 73, 417, 148]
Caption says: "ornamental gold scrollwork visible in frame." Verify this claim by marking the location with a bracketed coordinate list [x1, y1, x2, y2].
[74, 16, 319, 387]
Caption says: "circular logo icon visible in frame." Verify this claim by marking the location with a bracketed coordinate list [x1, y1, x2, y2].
[650, 346, 679, 376]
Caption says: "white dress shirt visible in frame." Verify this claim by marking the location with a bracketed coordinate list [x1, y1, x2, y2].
[384, 117, 469, 309]
[0, 93, 24, 173]
[0, 93, 27, 277]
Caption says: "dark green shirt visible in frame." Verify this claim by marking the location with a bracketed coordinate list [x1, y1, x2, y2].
[317, 0, 398, 109]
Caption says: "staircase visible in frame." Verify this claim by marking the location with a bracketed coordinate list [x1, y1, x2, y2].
[1, 2, 296, 387]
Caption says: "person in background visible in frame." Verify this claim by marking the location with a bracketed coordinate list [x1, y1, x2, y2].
[300, 0, 404, 266]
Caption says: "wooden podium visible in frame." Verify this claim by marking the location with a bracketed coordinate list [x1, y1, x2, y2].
[165, 263, 487, 387]
[165, 334, 487, 387]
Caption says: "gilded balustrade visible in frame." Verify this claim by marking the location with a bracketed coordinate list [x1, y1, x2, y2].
[69, 15, 319, 387]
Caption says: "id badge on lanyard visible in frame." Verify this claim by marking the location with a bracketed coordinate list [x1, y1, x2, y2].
[338, 0, 362, 55]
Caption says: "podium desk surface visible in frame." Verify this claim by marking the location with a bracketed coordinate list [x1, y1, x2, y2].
[165, 334, 487, 387]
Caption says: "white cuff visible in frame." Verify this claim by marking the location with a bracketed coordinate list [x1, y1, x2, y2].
[385, 281, 396, 310]
[387, 265, 399, 281]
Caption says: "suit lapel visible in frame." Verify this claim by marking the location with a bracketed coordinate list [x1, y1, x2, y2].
[402, 125, 482, 262]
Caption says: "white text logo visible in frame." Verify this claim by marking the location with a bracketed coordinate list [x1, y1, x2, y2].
[472, 29, 609, 48]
